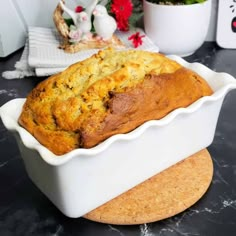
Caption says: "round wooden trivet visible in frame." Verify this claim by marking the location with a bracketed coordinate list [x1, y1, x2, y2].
[83, 149, 213, 225]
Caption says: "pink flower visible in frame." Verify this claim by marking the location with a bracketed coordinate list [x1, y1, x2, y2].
[69, 29, 82, 42]
[128, 32, 145, 48]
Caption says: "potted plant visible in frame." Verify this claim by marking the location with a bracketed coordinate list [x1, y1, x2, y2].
[143, 0, 212, 56]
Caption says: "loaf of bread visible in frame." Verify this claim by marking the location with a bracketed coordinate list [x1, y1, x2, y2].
[18, 48, 213, 155]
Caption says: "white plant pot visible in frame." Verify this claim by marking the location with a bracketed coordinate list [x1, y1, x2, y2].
[143, 0, 212, 57]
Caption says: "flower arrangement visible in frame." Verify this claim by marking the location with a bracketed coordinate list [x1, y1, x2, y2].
[104, 0, 145, 47]
[107, 0, 133, 31]
[106, 0, 135, 31]
[60, 0, 144, 48]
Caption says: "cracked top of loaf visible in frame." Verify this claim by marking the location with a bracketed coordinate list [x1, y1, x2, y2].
[18, 48, 213, 155]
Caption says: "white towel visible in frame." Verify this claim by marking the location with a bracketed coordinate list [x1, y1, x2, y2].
[2, 27, 159, 79]
[2, 41, 35, 79]
[28, 27, 99, 68]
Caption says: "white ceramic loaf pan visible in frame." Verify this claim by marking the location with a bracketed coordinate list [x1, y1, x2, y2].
[1, 55, 236, 218]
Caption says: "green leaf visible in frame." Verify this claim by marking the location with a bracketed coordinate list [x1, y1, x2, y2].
[64, 18, 74, 27]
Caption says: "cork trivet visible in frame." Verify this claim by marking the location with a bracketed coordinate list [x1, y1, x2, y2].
[83, 149, 213, 225]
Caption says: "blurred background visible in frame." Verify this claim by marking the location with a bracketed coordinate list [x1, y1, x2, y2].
[0, 0, 218, 57]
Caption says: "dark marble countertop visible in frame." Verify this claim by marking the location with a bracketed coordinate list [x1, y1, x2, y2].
[0, 43, 236, 235]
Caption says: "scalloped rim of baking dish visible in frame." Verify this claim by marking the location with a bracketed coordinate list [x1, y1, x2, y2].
[1, 55, 236, 165]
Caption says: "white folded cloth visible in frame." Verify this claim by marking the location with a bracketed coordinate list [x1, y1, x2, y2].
[2, 27, 159, 79]
[2, 40, 35, 79]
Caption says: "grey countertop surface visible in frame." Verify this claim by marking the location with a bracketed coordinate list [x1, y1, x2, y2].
[0, 43, 236, 235]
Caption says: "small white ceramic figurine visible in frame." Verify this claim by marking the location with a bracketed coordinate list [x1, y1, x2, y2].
[93, 5, 117, 40]
[76, 11, 92, 38]
[59, 0, 98, 32]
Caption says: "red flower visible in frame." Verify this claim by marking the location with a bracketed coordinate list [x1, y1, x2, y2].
[128, 32, 145, 48]
[75, 6, 83, 13]
[111, 0, 133, 31]
[116, 16, 130, 32]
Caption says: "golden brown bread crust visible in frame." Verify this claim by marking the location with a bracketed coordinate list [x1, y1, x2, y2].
[80, 68, 213, 148]
[18, 48, 213, 155]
